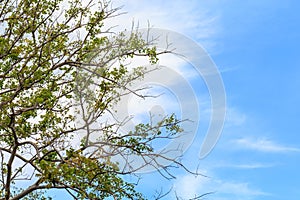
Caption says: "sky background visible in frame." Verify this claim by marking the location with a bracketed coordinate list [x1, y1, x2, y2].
[110, 1, 300, 200]
[51, 0, 300, 199]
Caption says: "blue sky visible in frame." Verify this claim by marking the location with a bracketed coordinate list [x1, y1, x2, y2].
[50, 0, 300, 199]
[110, 0, 300, 200]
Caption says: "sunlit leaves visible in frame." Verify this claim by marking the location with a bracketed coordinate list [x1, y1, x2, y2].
[0, 0, 181, 199]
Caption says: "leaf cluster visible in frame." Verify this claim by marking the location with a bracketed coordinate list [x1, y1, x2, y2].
[0, 0, 185, 199]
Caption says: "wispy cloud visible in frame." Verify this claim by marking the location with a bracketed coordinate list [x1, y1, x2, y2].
[217, 181, 270, 196]
[105, 0, 220, 53]
[173, 173, 211, 199]
[173, 173, 270, 199]
[115, 0, 219, 38]
[220, 163, 276, 169]
[232, 137, 300, 153]
[233, 163, 274, 169]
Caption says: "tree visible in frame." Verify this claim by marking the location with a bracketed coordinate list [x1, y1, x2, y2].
[0, 0, 196, 199]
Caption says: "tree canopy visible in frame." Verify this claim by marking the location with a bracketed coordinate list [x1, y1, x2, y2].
[0, 0, 195, 199]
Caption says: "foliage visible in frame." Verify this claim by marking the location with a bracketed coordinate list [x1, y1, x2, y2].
[0, 0, 186, 199]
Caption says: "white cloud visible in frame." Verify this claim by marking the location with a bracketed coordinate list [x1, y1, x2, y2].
[173, 173, 269, 199]
[114, 0, 218, 38]
[232, 137, 300, 153]
[104, 0, 220, 54]
[218, 181, 270, 196]
[222, 163, 275, 169]
[173, 174, 211, 199]
[98, 0, 222, 129]
[211, 161, 276, 169]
